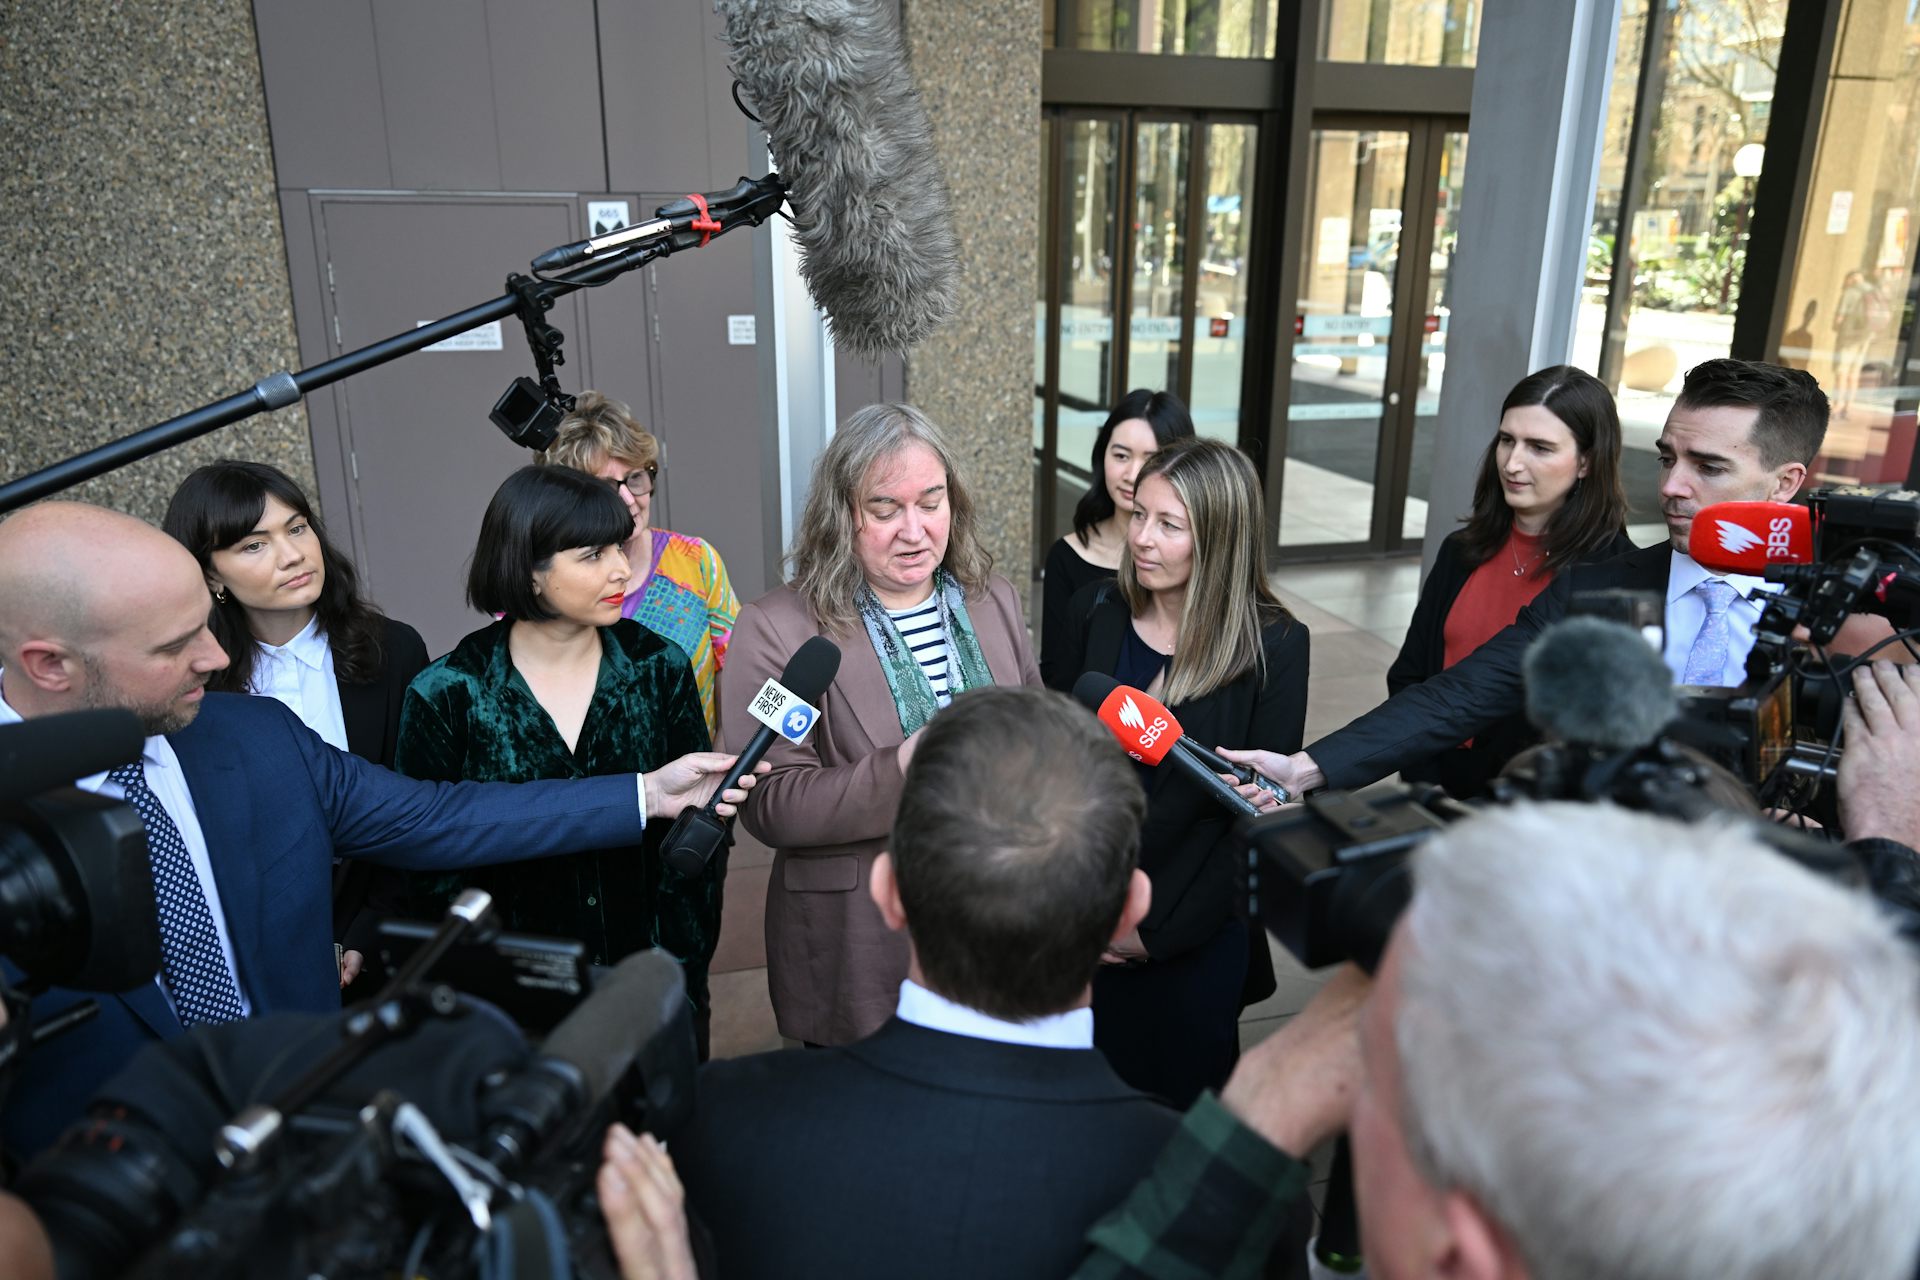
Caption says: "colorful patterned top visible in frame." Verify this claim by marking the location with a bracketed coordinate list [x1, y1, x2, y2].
[624, 527, 737, 738]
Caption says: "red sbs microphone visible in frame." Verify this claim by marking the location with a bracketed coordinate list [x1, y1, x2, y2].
[1093, 685, 1182, 765]
[1074, 674, 1260, 816]
[1687, 501, 1814, 575]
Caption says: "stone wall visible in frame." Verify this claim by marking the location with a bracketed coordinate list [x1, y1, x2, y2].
[0, 2, 310, 524]
[900, 0, 1042, 586]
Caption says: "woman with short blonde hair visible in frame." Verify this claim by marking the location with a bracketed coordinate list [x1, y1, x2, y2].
[541, 392, 736, 739]
[1057, 437, 1310, 1107]
[724, 402, 1042, 1046]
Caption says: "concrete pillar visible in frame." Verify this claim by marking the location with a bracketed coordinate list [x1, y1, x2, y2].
[1419, 0, 1623, 569]
[900, 0, 1043, 585]
[0, 2, 312, 523]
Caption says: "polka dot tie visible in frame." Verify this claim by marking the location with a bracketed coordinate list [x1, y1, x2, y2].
[109, 761, 245, 1027]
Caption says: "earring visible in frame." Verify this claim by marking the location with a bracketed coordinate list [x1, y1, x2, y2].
[213, 586, 228, 604]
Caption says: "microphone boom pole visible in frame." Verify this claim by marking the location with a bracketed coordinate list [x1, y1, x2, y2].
[0, 176, 787, 516]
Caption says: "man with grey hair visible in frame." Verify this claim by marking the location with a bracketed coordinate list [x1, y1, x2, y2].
[1072, 796, 1920, 1279]
[1359, 800, 1920, 1280]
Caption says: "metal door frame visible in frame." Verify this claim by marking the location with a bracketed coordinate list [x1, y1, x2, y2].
[1272, 112, 1466, 562]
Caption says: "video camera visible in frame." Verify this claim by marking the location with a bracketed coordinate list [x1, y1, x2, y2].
[0, 710, 160, 1105]
[1678, 486, 1920, 817]
[16, 892, 699, 1280]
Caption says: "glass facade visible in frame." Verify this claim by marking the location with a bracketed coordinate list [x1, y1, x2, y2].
[1320, 0, 1480, 66]
[1572, 0, 1784, 530]
[1773, 0, 1920, 487]
[1052, 0, 1281, 58]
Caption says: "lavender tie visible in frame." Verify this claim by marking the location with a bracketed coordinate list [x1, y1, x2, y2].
[1682, 578, 1740, 686]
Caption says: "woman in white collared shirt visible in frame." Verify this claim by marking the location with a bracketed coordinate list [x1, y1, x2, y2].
[164, 461, 430, 980]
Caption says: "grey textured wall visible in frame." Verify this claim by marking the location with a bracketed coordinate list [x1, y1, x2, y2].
[1, 2, 312, 524]
[900, 0, 1041, 587]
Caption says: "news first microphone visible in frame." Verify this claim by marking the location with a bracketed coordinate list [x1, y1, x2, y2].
[1687, 500, 1814, 575]
[661, 636, 841, 876]
[1070, 672, 1268, 818]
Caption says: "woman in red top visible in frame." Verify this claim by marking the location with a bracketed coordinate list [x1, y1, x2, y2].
[1385, 365, 1631, 797]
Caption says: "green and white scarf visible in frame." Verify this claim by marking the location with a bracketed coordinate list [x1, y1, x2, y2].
[857, 569, 995, 736]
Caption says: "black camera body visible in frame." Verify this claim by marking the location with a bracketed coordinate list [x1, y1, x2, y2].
[0, 711, 159, 1111]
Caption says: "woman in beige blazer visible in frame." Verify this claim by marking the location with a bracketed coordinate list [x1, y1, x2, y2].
[724, 403, 1043, 1046]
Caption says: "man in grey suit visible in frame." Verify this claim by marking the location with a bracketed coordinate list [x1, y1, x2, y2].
[671, 686, 1213, 1280]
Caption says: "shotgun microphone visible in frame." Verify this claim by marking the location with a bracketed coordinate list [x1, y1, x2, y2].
[714, 0, 962, 358]
[1071, 673, 1265, 818]
[661, 636, 841, 876]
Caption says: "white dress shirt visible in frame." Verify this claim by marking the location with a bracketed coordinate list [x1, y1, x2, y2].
[250, 615, 349, 752]
[895, 978, 1094, 1049]
[1664, 550, 1774, 688]
[0, 675, 252, 1017]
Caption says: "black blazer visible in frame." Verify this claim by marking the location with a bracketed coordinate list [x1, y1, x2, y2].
[339, 616, 432, 766]
[1060, 584, 1310, 959]
[1039, 535, 1117, 690]
[670, 1018, 1179, 1280]
[332, 616, 431, 941]
[1315, 541, 1671, 789]
[1387, 529, 1637, 798]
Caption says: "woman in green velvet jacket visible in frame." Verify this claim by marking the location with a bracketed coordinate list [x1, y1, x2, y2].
[395, 465, 718, 1049]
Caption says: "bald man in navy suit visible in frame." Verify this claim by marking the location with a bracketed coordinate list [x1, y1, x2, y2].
[0, 501, 762, 1158]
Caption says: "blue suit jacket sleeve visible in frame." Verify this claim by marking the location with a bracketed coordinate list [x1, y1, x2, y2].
[291, 709, 646, 869]
[1309, 575, 1571, 789]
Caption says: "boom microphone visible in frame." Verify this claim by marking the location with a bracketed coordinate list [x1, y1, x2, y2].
[1524, 616, 1677, 749]
[1071, 673, 1262, 818]
[0, 709, 145, 807]
[1687, 500, 1814, 575]
[715, 0, 962, 358]
[661, 635, 841, 875]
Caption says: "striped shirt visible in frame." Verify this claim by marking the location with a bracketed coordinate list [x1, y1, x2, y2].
[887, 599, 952, 706]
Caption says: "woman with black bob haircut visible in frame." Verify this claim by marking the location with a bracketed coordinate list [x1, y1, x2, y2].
[1385, 364, 1633, 797]
[394, 465, 720, 1050]
[164, 461, 431, 985]
[1039, 389, 1195, 688]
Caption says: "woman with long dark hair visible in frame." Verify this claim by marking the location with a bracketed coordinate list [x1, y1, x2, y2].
[164, 461, 431, 984]
[1038, 389, 1194, 688]
[1056, 438, 1309, 1107]
[1384, 365, 1632, 796]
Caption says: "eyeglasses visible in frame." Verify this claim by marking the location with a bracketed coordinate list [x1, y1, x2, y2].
[604, 464, 658, 498]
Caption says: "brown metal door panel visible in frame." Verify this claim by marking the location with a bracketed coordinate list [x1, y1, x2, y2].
[482, 0, 607, 192]
[316, 195, 589, 655]
[370, 1, 503, 190]
[253, 0, 391, 190]
[598, 0, 719, 194]
[637, 215, 772, 603]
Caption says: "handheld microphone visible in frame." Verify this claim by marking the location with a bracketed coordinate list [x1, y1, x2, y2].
[1687, 500, 1814, 575]
[661, 636, 841, 876]
[0, 709, 145, 807]
[1071, 673, 1265, 818]
[715, 0, 961, 358]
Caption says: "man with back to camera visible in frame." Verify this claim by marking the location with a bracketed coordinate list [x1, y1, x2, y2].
[0, 501, 762, 1159]
[668, 685, 1273, 1280]
[1224, 358, 1842, 795]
